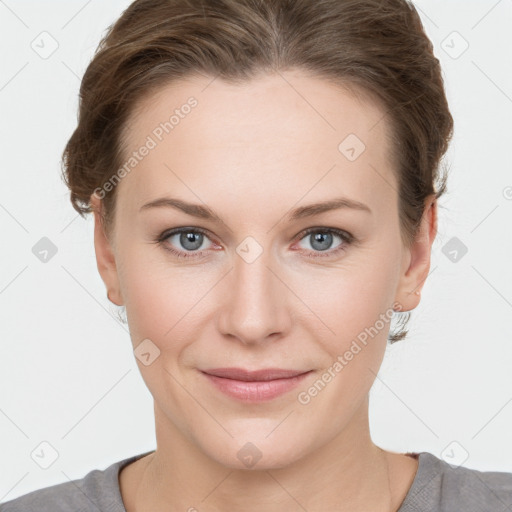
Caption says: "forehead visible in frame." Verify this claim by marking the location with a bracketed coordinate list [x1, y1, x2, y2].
[117, 69, 396, 214]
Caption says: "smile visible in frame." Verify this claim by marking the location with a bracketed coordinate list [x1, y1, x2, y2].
[200, 368, 314, 402]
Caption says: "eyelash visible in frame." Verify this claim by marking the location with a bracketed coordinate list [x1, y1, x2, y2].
[155, 226, 355, 260]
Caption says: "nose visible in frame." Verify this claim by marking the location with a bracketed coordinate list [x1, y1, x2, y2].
[217, 242, 292, 346]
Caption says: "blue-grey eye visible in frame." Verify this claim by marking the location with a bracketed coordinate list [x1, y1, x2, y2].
[299, 230, 343, 252]
[176, 231, 205, 251]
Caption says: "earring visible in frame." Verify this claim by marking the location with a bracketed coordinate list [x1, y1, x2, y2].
[415, 290, 420, 296]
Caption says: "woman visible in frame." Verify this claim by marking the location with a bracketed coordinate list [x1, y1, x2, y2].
[2, 0, 511, 510]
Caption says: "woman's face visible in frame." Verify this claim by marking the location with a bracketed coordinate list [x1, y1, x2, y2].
[93, 69, 431, 469]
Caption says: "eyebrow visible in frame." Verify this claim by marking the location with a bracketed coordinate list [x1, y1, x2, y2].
[139, 196, 372, 222]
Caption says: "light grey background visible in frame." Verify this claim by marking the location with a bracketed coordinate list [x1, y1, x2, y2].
[1, 0, 511, 502]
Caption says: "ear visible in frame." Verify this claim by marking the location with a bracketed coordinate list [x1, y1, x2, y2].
[394, 194, 438, 313]
[90, 194, 124, 306]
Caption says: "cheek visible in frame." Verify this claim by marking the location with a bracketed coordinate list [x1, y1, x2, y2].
[293, 272, 394, 422]
[296, 253, 399, 376]
[116, 249, 179, 343]
[117, 249, 212, 351]
[300, 265, 394, 336]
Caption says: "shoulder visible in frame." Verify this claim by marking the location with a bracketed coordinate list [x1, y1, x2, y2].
[0, 452, 152, 512]
[400, 451, 512, 512]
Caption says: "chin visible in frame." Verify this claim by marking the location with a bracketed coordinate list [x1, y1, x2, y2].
[196, 428, 312, 471]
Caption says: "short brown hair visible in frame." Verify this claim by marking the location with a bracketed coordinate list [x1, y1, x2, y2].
[61, 0, 454, 343]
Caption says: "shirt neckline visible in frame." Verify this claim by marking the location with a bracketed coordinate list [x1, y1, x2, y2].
[396, 451, 441, 511]
[108, 450, 438, 511]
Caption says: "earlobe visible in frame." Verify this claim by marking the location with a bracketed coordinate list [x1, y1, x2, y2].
[90, 195, 124, 306]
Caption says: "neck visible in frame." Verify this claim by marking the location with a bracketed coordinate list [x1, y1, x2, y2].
[130, 396, 404, 512]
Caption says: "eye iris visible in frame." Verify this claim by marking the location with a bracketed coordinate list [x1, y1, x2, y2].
[181, 232, 203, 250]
[310, 232, 333, 251]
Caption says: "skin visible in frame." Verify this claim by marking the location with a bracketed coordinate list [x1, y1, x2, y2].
[90, 68, 437, 511]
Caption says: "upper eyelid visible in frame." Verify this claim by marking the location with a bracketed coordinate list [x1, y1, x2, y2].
[298, 226, 352, 238]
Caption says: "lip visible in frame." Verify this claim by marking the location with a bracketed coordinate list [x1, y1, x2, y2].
[200, 367, 313, 402]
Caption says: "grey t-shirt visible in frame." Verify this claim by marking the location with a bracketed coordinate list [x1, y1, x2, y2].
[1, 450, 511, 511]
